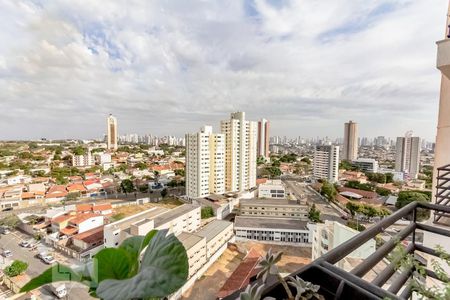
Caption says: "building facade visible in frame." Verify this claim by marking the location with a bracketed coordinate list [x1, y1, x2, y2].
[395, 132, 420, 179]
[343, 121, 358, 161]
[107, 114, 118, 151]
[257, 180, 285, 199]
[221, 112, 257, 193]
[311, 221, 376, 267]
[351, 158, 379, 173]
[257, 118, 270, 159]
[239, 199, 308, 220]
[313, 145, 339, 182]
[185, 126, 225, 198]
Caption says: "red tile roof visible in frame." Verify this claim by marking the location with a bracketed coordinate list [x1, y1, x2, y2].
[72, 226, 104, 243]
[52, 214, 75, 224]
[67, 183, 87, 193]
[60, 226, 78, 236]
[217, 248, 261, 299]
[69, 213, 101, 225]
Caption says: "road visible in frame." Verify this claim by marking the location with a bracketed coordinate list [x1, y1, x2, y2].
[283, 180, 346, 224]
[0, 230, 93, 299]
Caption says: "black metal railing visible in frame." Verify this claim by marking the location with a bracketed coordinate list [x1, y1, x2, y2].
[224, 201, 450, 300]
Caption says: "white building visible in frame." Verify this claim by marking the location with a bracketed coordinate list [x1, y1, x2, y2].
[72, 151, 94, 167]
[313, 145, 339, 182]
[185, 126, 225, 199]
[234, 217, 313, 246]
[221, 112, 257, 193]
[257, 180, 285, 199]
[107, 114, 118, 151]
[311, 221, 376, 268]
[103, 205, 200, 248]
[351, 158, 379, 173]
[343, 120, 358, 161]
[395, 131, 420, 179]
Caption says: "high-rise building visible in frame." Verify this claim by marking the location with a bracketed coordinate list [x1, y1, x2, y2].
[107, 114, 118, 151]
[185, 126, 225, 199]
[342, 120, 358, 161]
[313, 145, 339, 182]
[395, 131, 421, 179]
[221, 112, 257, 192]
[257, 118, 270, 159]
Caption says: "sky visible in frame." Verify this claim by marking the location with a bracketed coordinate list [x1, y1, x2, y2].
[0, 0, 448, 141]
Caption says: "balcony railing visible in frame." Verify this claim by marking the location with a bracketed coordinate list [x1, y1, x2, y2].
[224, 201, 450, 300]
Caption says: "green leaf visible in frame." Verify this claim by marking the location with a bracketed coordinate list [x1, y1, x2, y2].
[20, 263, 84, 293]
[119, 230, 157, 275]
[92, 248, 132, 283]
[96, 229, 189, 300]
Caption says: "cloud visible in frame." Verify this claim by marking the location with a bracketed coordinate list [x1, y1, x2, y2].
[0, 0, 446, 140]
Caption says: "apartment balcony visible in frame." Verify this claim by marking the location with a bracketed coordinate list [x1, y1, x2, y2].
[437, 38, 450, 77]
[224, 201, 450, 300]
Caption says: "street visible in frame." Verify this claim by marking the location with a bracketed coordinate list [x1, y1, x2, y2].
[283, 180, 346, 224]
[0, 230, 93, 299]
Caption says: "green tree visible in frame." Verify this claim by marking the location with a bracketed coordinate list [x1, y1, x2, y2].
[320, 181, 337, 201]
[160, 188, 168, 198]
[308, 204, 321, 223]
[174, 169, 185, 177]
[120, 179, 135, 193]
[134, 162, 147, 170]
[4, 260, 28, 277]
[339, 160, 353, 170]
[385, 173, 394, 183]
[271, 159, 281, 167]
[257, 156, 266, 166]
[65, 192, 80, 201]
[201, 206, 214, 219]
[72, 146, 86, 155]
[345, 201, 361, 219]
[0, 215, 20, 228]
[375, 187, 391, 196]
[300, 157, 311, 164]
[263, 166, 282, 178]
[396, 191, 431, 221]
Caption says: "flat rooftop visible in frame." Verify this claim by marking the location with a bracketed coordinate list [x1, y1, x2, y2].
[195, 220, 233, 242]
[177, 232, 205, 250]
[109, 207, 168, 231]
[240, 198, 304, 206]
[154, 204, 199, 228]
[234, 216, 308, 231]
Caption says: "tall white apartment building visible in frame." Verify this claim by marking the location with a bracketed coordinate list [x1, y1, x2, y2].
[220, 112, 257, 192]
[313, 145, 339, 182]
[395, 131, 420, 179]
[343, 120, 358, 161]
[185, 126, 225, 198]
[72, 149, 94, 167]
[257, 118, 270, 159]
[107, 114, 118, 151]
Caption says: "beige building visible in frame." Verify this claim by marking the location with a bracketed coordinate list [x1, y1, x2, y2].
[107, 114, 118, 151]
[343, 120, 358, 161]
[221, 112, 257, 192]
[185, 126, 225, 198]
[239, 198, 308, 220]
[177, 232, 207, 278]
[257, 118, 270, 159]
[195, 219, 234, 259]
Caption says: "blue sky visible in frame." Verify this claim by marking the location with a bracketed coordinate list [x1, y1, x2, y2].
[0, 0, 447, 140]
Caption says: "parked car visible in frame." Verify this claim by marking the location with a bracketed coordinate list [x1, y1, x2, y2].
[47, 283, 67, 299]
[1, 228, 10, 235]
[41, 255, 56, 264]
[2, 250, 12, 257]
[37, 251, 48, 259]
[19, 240, 32, 248]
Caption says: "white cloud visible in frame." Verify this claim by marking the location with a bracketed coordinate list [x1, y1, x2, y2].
[0, 0, 446, 140]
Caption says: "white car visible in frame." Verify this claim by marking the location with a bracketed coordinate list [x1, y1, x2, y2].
[41, 255, 56, 264]
[2, 250, 12, 257]
[19, 241, 31, 248]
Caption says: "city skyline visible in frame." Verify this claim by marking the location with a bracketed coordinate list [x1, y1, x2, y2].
[0, 1, 447, 141]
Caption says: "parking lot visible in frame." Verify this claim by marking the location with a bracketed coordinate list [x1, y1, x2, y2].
[0, 230, 93, 299]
